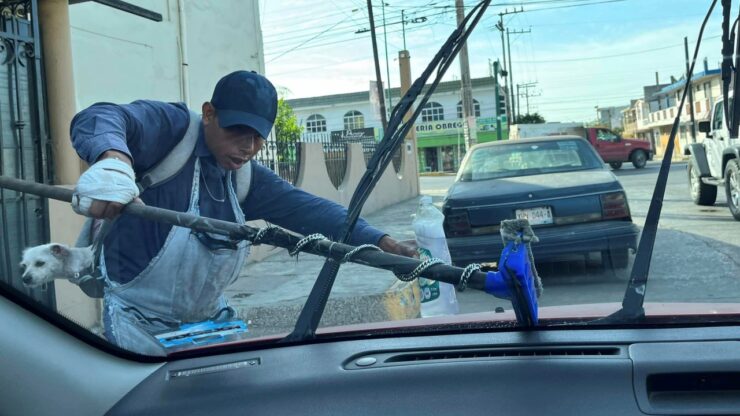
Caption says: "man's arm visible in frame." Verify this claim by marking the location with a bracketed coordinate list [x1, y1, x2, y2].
[243, 163, 415, 257]
[71, 100, 189, 171]
[70, 100, 189, 218]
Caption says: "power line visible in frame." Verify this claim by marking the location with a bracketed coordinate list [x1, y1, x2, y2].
[266, 17, 443, 60]
[264, 7, 426, 46]
[264, 9, 450, 56]
[511, 36, 721, 63]
[267, 19, 348, 63]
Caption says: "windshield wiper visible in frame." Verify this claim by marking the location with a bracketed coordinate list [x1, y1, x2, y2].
[595, 0, 719, 324]
[283, 0, 492, 343]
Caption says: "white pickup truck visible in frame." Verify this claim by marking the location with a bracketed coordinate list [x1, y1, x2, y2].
[686, 98, 740, 220]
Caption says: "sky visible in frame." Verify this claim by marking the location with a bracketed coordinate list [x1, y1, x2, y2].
[261, 0, 725, 123]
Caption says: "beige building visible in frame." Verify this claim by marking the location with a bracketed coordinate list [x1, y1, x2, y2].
[636, 65, 721, 158]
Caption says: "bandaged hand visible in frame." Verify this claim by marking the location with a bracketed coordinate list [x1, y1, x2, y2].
[72, 157, 139, 219]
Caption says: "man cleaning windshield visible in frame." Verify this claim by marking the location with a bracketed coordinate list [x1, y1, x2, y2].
[70, 70, 415, 354]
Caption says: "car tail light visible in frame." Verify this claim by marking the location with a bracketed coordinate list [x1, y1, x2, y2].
[444, 210, 472, 237]
[601, 192, 630, 220]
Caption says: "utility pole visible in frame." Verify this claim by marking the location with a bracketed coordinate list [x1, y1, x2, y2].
[684, 36, 697, 143]
[456, 0, 477, 151]
[399, 49, 420, 192]
[493, 60, 503, 141]
[382, 1, 392, 117]
[517, 82, 539, 115]
[367, 0, 388, 130]
[506, 27, 530, 124]
[495, 7, 523, 128]
[401, 9, 407, 50]
[516, 84, 520, 119]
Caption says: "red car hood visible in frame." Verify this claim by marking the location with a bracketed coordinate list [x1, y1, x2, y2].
[315, 302, 740, 334]
[179, 303, 740, 353]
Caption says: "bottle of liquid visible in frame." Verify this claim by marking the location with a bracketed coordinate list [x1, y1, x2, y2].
[413, 195, 459, 317]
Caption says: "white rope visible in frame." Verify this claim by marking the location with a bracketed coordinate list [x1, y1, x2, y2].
[252, 225, 277, 245]
[341, 244, 383, 264]
[289, 233, 328, 256]
[257, 228, 484, 291]
[395, 258, 446, 282]
[456, 263, 481, 292]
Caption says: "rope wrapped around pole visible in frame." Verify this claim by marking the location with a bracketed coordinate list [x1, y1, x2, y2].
[0, 175, 488, 290]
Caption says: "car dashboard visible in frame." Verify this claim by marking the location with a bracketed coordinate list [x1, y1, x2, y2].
[4, 293, 740, 416]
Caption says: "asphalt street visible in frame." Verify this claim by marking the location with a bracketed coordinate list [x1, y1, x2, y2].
[420, 160, 740, 313]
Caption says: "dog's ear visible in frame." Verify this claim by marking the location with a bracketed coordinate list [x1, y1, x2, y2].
[50, 244, 69, 258]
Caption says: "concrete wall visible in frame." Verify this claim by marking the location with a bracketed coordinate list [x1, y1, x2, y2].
[296, 142, 418, 215]
[68, 0, 263, 109]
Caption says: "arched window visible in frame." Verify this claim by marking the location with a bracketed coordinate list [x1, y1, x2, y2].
[421, 102, 444, 122]
[343, 110, 365, 130]
[457, 99, 481, 119]
[305, 114, 327, 133]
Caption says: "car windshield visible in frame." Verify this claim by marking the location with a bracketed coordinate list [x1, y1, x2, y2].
[1, 0, 739, 358]
[458, 139, 603, 181]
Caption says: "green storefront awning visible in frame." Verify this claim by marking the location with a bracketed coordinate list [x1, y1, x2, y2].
[416, 131, 508, 148]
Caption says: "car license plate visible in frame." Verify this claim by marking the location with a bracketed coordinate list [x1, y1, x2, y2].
[515, 207, 553, 225]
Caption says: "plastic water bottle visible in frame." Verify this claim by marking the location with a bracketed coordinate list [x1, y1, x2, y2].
[413, 195, 459, 317]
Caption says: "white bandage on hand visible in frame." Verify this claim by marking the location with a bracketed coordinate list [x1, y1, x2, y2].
[72, 158, 139, 216]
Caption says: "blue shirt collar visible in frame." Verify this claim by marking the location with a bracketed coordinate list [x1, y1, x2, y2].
[194, 122, 211, 158]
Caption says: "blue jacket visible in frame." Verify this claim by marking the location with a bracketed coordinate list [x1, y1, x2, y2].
[71, 100, 386, 284]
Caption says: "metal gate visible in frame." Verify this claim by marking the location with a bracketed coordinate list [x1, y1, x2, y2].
[0, 0, 53, 306]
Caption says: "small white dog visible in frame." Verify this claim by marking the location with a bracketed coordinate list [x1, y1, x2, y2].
[20, 243, 94, 288]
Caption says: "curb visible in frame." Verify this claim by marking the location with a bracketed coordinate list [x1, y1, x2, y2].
[419, 172, 456, 177]
[230, 281, 421, 338]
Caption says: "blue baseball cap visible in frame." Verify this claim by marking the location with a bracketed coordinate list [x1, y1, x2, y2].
[210, 70, 278, 139]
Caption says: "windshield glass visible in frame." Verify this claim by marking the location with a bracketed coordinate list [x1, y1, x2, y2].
[458, 139, 603, 181]
[1, 0, 740, 357]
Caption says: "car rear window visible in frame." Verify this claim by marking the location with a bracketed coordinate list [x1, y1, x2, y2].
[458, 139, 604, 181]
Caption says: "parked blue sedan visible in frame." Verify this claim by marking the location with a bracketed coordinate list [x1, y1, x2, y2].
[443, 136, 639, 269]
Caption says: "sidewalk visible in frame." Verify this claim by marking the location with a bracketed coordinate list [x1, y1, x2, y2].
[225, 196, 424, 337]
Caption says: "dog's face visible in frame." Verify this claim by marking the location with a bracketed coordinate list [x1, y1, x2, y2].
[20, 243, 70, 287]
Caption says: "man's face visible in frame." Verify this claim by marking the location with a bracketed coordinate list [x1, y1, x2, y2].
[202, 102, 265, 170]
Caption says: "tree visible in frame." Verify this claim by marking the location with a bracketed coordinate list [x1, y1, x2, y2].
[516, 113, 545, 124]
[274, 98, 303, 162]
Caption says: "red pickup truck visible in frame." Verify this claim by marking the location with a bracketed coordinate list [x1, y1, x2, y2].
[510, 123, 654, 169]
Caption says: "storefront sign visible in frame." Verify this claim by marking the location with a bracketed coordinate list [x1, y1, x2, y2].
[330, 127, 377, 143]
[414, 117, 503, 137]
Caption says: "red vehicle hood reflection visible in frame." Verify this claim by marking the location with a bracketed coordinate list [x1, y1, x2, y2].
[182, 303, 740, 353]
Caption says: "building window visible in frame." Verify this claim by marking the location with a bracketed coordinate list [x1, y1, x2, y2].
[456, 99, 481, 118]
[421, 102, 445, 122]
[343, 110, 364, 130]
[305, 114, 327, 133]
[696, 101, 702, 113]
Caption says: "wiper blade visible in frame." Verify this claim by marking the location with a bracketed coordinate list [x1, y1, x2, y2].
[595, 0, 719, 324]
[283, 0, 492, 343]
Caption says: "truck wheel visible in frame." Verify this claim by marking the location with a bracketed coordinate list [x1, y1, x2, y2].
[609, 162, 623, 169]
[725, 159, 740, 220]
[688, 160, 717, 206]
[630, 150, 647, 169]
[602, 248, 629, 269]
